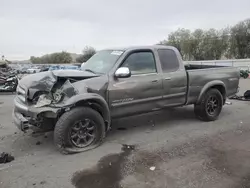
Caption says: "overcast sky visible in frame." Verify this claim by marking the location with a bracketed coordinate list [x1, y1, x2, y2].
[1, 0, 250, 60]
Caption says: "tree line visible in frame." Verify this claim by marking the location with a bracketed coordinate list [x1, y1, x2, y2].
[30, 46, 96, 64]
[30, 51, 73, 64]
[75, 46, 96, 63]
[30, 18, 250, 64]
[159, 18, 250, 61]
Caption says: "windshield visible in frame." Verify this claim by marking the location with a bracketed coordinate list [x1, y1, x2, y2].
[81, 50, 124, 74]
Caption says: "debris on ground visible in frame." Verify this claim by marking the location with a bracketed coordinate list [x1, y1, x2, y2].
[149, 166, 156, 171]
[225, 101, 232, 105]
[230, 90, 250, 101]
[40, 180, 46, 185]
[35, 141, 42, 145]
[122, 144, 135, 151]
[32, 130, 49, 137]
[150, 120, 155, 127]
[0, 152, 14, 164]
[244, 90, 250, 99]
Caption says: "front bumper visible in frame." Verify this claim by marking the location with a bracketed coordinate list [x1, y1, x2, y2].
[12, 110, 30, 131]
[13, 97, 60, 131]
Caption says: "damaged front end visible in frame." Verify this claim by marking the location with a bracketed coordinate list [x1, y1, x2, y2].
[13, 70, 93, 131]
[34, 79, 79, 108]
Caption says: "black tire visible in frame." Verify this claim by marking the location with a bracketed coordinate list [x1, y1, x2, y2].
[194, 89, 223, 121]
[54, 107, 105, 154]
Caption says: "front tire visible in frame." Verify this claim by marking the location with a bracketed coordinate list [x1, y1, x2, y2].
[54, 107, 105, 154]
[194, 89, 223, 121]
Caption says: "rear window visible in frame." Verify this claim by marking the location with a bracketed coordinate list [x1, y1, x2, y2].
[158, 49, 179, 72]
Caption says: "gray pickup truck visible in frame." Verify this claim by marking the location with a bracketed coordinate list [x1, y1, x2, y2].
[13, 45, 240, 153]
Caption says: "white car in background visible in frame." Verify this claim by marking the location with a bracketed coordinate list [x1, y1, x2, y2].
[27, 67, 41, 73]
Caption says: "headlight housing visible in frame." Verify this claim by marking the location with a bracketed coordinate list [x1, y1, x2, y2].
[34, 92, 63, 108]
[34, 94, 52, 108]
[34, 80, 78, 108]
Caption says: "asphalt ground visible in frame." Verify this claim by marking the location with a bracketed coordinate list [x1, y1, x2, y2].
[0, 79, 250, 188]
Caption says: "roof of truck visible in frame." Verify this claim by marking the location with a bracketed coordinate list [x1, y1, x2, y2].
[104, 45, 178, 51]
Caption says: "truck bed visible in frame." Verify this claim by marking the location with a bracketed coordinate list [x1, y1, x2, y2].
[185, 64, 240, 104]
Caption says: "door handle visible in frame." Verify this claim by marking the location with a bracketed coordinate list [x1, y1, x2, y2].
[164, 77, 171, 80]
[152, 79, 159, 83]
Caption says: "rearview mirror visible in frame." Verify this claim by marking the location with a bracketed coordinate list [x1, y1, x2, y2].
[115, 67, 131, 78]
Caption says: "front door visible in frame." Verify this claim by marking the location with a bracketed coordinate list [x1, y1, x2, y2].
[108, 50, 163, 118]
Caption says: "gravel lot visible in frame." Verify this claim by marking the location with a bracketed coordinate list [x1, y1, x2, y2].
[0, 79, 250, 188]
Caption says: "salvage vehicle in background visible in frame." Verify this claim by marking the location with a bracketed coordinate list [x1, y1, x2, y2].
[0, 74, 18, 92]
[13, 45, 240, 154]
[48, 65, 79, 71]
[27, 67, 41, 74]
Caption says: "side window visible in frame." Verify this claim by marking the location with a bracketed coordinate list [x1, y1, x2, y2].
[121, 51, 156, 75]
[158, 49, 179, 72]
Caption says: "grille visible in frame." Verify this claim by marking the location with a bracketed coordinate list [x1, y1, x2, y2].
[16, 85, 26, 103]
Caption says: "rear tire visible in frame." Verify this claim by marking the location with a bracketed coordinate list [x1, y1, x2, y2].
[54, 107, 105, 154]
[194, 89, 223, 121]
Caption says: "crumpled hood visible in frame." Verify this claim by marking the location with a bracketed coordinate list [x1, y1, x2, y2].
[52, 69, 96, 77]
[18, 69, 108, 100]
[19, 70, 96, 90]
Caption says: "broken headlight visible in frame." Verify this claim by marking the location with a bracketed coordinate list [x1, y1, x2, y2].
[34, 92, 63, 108]
[34, 94, 53, 108]
[34, 80, 78, 108]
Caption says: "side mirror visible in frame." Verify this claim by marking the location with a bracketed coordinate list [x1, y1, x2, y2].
[115, 67, 131, 78]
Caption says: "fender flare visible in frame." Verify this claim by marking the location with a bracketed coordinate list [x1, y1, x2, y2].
[64, 93, 111, 127]
[197, 80, 226, 104]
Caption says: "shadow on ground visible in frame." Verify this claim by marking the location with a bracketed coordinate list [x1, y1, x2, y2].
[110, 107, 196, 133]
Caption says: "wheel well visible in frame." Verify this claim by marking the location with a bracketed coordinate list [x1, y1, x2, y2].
[75, 100, 103, 117]
[75, 100, 109, 130]
[197, 84, 227, 105]
[210, 85, 226, 104]
[211, 85, 226, 99]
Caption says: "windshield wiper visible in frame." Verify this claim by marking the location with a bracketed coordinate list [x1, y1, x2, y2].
[84, 69, 96, 74]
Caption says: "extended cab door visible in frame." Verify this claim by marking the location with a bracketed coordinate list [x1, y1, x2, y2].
[108, 50, 163, 118]
[157, 49, 187, 106]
